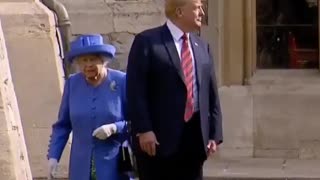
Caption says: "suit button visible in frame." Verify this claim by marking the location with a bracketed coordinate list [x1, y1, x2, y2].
[92, 97, 96, 102]
[92, 106, 96, 110]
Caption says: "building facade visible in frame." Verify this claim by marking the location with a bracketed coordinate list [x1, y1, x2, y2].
[60, 0, 320, 160]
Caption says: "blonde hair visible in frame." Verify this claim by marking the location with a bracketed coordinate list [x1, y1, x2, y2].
[165, 0, 191, 19]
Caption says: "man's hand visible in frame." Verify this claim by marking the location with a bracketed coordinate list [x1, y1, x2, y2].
[207, 140, 217, 157]
[138, 131, 159, 157]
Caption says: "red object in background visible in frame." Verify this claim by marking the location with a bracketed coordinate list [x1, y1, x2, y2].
[288, 32, 298, 68]
[288, 32, 318, 68]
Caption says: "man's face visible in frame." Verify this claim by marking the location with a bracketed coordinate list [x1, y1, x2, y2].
[179, 0, 205, 31]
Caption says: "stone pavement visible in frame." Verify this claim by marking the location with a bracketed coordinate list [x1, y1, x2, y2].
[34, 157, 320, 180]
[204, 157, 320, 180]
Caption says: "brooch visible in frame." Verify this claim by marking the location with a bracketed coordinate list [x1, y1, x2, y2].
[110, 80, 117, 91]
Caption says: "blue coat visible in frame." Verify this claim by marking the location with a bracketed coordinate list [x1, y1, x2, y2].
[48, 68, 127, 180]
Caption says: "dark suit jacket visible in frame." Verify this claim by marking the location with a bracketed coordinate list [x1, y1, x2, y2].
[126, 24, 223, 157]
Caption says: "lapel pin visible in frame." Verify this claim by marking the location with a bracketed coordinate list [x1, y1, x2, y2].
[195, 42, 198, 46]
[110, 80, 117, 91]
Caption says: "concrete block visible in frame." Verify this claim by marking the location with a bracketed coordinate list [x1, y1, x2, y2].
[254, 149, 299, 159]
[252, 94, 300, 150]
[114, 12, 165, 33]
[203, 157, 229, 178]
[299, 140, 320, 159]
[226, 158, 285, 178]
[0, 2, 43, 15]
[251, 70, 320, 159]
[284, 160, 320, 178]
[112, 53, 128, 71]
[69, 12, 114, 34]
[204, 158, 286, 178]
[4, 36, 63, 128]
[0, 2, 68, 177]
[216, 147, 254, 159]
[110, 1, 163, 14]
[108, 32, 133, 71]
[4, 35, 67, 177]
[108, 32, 135, 55]
[217, 86, 253, 158]
[60, 0, 111, 12]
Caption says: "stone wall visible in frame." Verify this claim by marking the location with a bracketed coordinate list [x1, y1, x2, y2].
[0, 1, 69, 178]
[59, 0, 166, 71]
[251, 70, 320, 159]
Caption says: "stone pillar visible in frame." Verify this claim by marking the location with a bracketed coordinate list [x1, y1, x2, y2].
[201, 0, 255, 159]
[222, 0, 245, 85]
[200, 0, 224, 87]
[0, 0, 69, 178]
[0, 22, 18, 179]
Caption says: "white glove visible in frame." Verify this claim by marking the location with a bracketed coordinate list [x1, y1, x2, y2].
[92, 123, 117, 140]
[47, 158, 58, 179]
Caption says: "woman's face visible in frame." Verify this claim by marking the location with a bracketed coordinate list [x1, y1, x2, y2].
[75, 54, 105, 79]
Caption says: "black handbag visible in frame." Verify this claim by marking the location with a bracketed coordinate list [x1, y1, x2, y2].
[118, 141, 135, 172]
[118, 122, 138, 178]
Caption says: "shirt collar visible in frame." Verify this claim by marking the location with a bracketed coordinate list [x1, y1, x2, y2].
[166, 19, 189, 41]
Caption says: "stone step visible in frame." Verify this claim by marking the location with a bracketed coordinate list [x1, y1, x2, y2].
[204, 158, 320, 180]
[34, 157, 320, 180]
[205, 178, 319, 180]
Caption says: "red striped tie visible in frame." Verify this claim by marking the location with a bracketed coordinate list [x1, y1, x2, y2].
[181, 33, 194, 122]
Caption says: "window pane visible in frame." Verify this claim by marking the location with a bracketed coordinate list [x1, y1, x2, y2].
[257, 0, 319, 69]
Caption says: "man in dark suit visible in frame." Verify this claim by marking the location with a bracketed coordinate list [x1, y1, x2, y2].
[126, 0, 223, 179]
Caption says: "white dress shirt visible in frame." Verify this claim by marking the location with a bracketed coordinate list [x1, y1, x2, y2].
[166, 20, 199, 111]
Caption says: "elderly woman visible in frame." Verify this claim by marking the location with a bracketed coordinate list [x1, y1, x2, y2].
[47, 34, 128, 180]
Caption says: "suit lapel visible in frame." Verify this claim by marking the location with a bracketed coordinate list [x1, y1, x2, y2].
[190, 34, 202, 88]
[162, 25, 185, 82]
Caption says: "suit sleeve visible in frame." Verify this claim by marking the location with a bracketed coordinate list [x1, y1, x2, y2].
[207, 44, 223, 145]
[126, 33, 152, 134]
[47, 78, 72, 161]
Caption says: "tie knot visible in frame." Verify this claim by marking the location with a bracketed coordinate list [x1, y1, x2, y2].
[182, 33, 188, 41]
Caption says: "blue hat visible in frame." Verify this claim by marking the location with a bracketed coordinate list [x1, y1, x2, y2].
[66, 34, 116, 62]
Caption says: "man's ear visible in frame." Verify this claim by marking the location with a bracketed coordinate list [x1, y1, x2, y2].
[175, 7, 183, 18]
